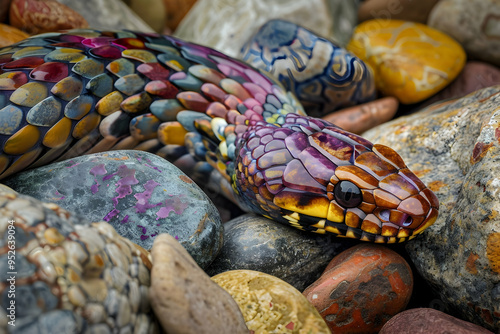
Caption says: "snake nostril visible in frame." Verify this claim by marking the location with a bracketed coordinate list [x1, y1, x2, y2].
[379, 209, 391, 221]
[403, 215, 413, 227]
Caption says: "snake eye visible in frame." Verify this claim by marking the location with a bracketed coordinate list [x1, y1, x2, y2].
[334, 180, 363, 208]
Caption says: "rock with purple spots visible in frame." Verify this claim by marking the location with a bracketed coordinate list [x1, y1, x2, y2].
[3, 150, 223, 269]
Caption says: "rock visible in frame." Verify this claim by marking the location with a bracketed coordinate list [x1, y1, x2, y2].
[359, 0, 440, 23]
[380, 308, 494, 334]
[56, 0, 154, 32]
[0, 23, 29, 47]
[212, 270, 330, 333]
[125, 0, 166, 33]
[3, 150, 223, 269]
[206, 213, 356, 291]
[163, 0, 198, 32]
[303, 244, 413, 333]
[174, 0, 350, 57]
[362, 85, 500, 331]
[0, 0, 12, 22]
[9, 0, 88, 35]
[150, 234, 248, 334]
[0, 192, 157, 333]
[427, 0, 500, 67]
[322, 96, 398, 134]
[347, 19, 466, 104]
[240, 19, 375, 117]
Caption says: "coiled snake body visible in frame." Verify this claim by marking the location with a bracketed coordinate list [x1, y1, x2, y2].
[0, 29, 439, 243]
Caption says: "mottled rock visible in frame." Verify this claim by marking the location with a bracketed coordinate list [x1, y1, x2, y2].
[0, 23, 29, 47]
[206, 213, 356, 291]
[212, 270, 330, 333]
[240, 19, 375, 117]
[303, 244, 413, 333]
[150, 234, 248, 334]
[0, 192, 157, 333]
[4, 150, 223, 269]
[380, 308, 494, 334]
[359, 0, 440, 23]
[322, 96, 398, 134]
[363, 85, 500, 331]
[347, 19, 466, 104]
[428, 0, 500, 67]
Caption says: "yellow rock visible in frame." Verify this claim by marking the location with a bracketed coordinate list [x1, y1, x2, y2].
[347, 19, 466, 104]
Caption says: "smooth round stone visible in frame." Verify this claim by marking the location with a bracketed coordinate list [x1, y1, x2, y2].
[359, 0, 440, 23]
[3, 150, 223, 269]
[427, 0, 500, 67]
[240, 19, 375, 117]
[150, 234, 248, 334]
[212, 270, 330, 333]
[363, 85, 500, 331]
[347, 19, 466, 104]
[0, 23, 29, 48]
[380, 308, 494, 334]
[206, 213, 356, 291]
[303, 244, 413, 333]
[322, 96, 398, 134]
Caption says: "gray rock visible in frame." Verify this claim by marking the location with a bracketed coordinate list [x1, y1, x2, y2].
[4, 150, 223, 269]
[362, 85, 500, 331]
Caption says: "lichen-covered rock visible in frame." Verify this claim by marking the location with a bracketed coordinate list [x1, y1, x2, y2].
[0, 192, 158, 333]
[303, 244, 413, 333]
[212, 270, 330, 333]
[240, 19, 375, 117]
[150, 234, 248, 334]
[206, 213, 356, 291]
[3, 150, 223, 269]
[362, 85, 500, 331]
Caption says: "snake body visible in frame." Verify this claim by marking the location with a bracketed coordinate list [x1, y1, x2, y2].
[0, 29, 438, 243]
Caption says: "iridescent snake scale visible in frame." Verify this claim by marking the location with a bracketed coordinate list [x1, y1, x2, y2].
[0, 29, 439, 243]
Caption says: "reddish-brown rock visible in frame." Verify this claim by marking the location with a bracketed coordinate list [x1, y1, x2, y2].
[303, 244, 413, 333]
[380, 308, 494, 333]
[359, 0, 440, 23]
[322, 97, 398, 134]
[0, 23, 29, 47]
[9, 0, 88, 35]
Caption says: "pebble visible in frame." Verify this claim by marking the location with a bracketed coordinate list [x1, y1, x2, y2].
[363, 85, 500, 331]
[150, 233, 248, 334]
[212, 270, 330, 333]
[347, 19, 466, 104]
[240, 19, 375, 117]
[380, 308, 494, 334]
[359, 0, 440, 23]
[322, 96, 398, 134]
[427, 0, 500, 67]
[3, 150, 223, 269]
[0, 24, 29, 48]
[206, 213, 356, 291]
[303, 244, 413, 333]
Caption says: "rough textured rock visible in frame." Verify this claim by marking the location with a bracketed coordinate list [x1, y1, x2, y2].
[0, 23, 29, 47]
[150, 234, 248, 334]
[4, 150, 223, 269]
[212, 270, 330, 333]
[206, 213, 356, 291]
[322, 97, 398, 134]
[347, 19, 466, 104]
[380, 308, 494, 334]
[359, 0, 440, 23]
[427, 0, 500, 67]
[0, 192, 158, 333]
[303, 244, 413, 333]
[362, 85, 500, 331]
[240, 19, 375, 117]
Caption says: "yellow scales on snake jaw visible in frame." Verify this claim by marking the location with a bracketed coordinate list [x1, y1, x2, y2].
[0, 29, 438, 244]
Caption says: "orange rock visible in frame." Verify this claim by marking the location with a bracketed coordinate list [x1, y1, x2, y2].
[322, 97, 398, 134]
[163, 0, 197, 32]
[0, 24, 29, 47]
[9, 0, 88, 35]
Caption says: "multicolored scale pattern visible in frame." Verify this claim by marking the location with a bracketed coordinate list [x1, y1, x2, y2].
[0, 29, 438, 243]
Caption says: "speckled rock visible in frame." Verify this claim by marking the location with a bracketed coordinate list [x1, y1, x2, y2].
[322, 97, 398, 134]
[212, 270, 330, 333]
[427, 0, 500, 67]
[206, 213, 356, 291]
[303, 244, 413, 333]
[380, 308, 494, 334]
[362, 85, 500, 331]
[0, 23, 29, 47]
[3, 150, 223, 269]
[359, 0, 440, 23]
[150, 234, 248, 334]
[0, 192, 158, 333]
[240, 19, 375, 117]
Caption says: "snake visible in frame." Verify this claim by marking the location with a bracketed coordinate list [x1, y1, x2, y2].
[0, 29, 439, 244]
